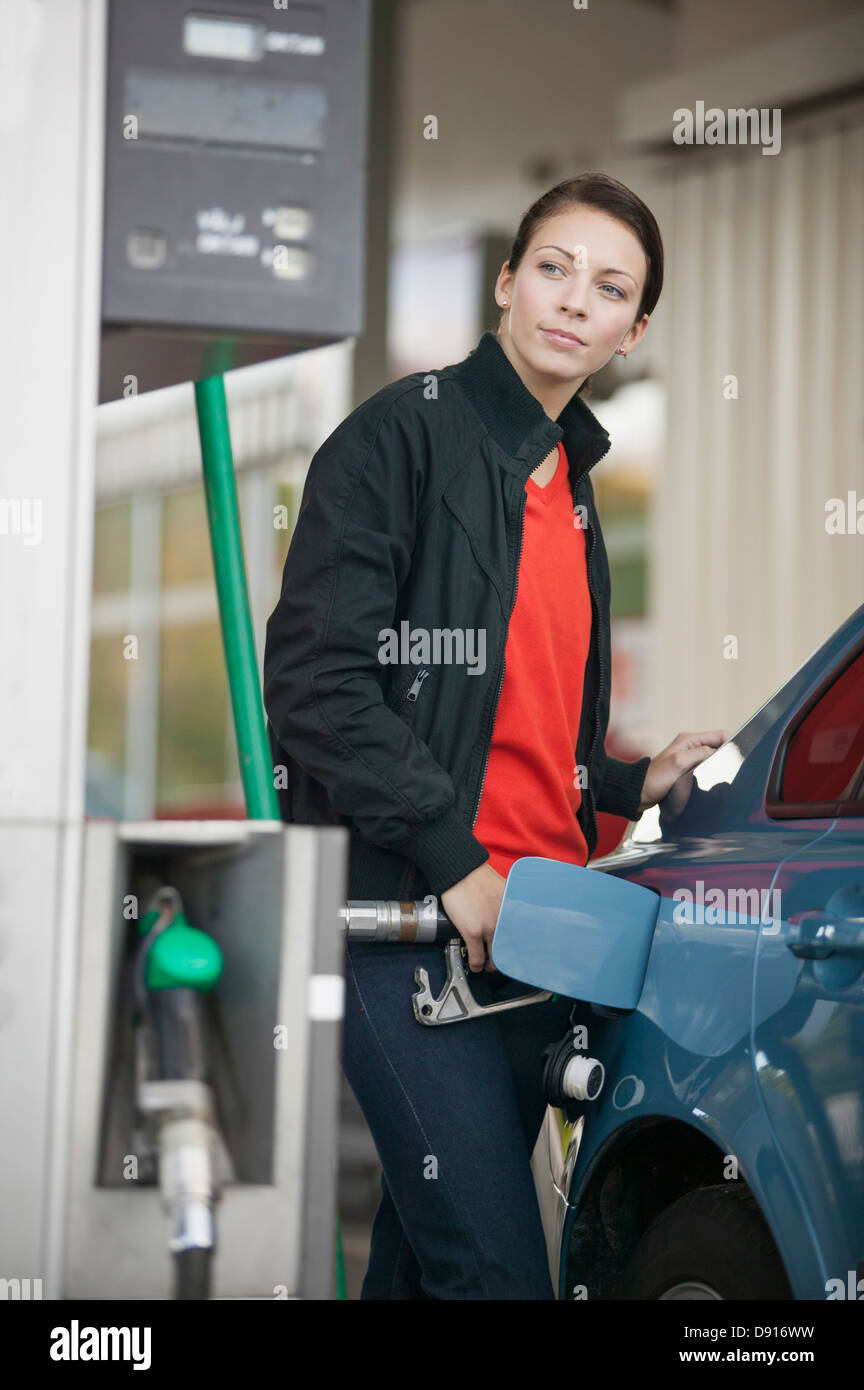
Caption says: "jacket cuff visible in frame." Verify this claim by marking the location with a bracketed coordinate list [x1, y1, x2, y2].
[406, 804, 490, 898]
[597, 754, 651, 822]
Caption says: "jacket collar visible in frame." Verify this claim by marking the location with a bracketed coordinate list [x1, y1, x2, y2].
[448, 330, 612, 487]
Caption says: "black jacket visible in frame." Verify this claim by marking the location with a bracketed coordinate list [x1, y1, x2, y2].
[263, 329, 650, 903]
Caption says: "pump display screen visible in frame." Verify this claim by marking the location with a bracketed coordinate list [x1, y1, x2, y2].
[183, 14, 263, 61]
[125, 67, 327, 150]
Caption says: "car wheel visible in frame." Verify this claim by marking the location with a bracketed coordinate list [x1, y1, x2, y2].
[616, 1184, 792, 1300]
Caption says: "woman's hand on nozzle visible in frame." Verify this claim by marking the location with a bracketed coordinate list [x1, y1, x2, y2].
[440, 860, 507, 973]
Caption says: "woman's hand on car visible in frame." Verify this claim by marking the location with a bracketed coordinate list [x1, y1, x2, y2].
[440, 860, 508, 973]
[638, 729, 730, 819]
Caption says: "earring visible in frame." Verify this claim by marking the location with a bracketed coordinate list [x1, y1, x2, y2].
[502, 300, 508, 306]
[616, 347, 627, 357]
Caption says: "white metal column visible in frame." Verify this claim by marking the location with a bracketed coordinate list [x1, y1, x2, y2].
[0, 0, 107, 1294]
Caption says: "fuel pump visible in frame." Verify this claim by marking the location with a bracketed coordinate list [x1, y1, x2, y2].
[100, 0, 371, 401]
[0, 0, 371, 1299]
[131, 885, 226, 1300]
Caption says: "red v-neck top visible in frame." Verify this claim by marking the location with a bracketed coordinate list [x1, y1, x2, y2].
[473, 441, 592, 876]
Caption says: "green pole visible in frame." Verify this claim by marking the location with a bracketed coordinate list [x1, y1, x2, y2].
[194, 374, 279, 820]
[334, 1212, 348, 1301]
[194, 373, 348, 1298]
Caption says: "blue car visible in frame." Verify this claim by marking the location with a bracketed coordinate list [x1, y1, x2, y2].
[520, 601, 864, 1300]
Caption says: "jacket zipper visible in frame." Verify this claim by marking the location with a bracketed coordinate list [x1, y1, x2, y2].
[581, 492, 604, 850]
[471, 487, 528, 829]
[405, 668, 430, 702]
[395, 668, 432, 896]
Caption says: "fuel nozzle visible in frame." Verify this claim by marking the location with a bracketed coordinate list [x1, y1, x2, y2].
[338, 898, 457, 943]
[132, 885, 229, 1298]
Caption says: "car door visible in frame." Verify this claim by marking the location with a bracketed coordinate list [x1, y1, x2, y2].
[752, 639, 864, 1296]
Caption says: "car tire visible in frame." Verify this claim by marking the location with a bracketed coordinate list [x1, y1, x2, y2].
[615, 1183, 793, 1300]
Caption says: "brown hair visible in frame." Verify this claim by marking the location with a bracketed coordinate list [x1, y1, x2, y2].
[498, 171, 664, 392]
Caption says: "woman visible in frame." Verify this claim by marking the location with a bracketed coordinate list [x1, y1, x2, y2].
[263, 172, 727, 1299]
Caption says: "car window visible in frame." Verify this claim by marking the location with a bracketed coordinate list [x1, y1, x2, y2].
[781, 647, 864, 805]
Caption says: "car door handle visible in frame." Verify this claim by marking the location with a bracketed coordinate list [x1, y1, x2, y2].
[786, 910, 864, 959]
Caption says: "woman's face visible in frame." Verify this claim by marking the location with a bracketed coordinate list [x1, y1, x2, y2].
[495, 205, 650, 389]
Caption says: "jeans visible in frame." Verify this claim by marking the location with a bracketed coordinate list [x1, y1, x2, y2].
[341, 937, 576, 1299]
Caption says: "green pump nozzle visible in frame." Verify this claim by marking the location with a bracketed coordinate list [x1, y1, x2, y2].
[137, 905, 224, 993]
